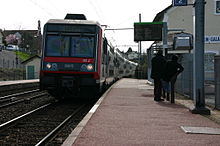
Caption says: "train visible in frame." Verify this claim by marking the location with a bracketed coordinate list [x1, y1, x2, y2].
[39, 14, 138, 99]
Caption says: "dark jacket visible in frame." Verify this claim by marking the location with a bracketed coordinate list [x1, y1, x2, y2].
[150, 54, 166, 79]
[162, 60, 184, 82]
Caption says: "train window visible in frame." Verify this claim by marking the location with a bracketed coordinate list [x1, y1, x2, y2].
[46, 36, 70, 56]
[71, 36, 95, 57]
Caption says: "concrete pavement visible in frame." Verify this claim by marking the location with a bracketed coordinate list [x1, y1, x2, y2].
[63, 78, 220, 146]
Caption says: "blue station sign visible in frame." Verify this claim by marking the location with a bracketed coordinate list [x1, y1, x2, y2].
[173, 0, 188, 6]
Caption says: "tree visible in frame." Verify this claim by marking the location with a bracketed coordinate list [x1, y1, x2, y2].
[126, 47, 133, 53]
[5, 34, 21, 45]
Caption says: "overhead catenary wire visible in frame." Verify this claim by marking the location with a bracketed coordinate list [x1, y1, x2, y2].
[28, 0, 55, 17]
[105, 28, 134, 30]
[44, 0, 64, 17]
[87, 0, 105, 24]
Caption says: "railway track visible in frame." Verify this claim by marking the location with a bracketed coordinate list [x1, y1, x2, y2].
[0, 89, 54, 127]
[35, 104, 86, 146]
[0, 89, 48, 109]
[0, 82, 39, 97]
[0, 99, 96, 145]
[0, 84, 99, 145]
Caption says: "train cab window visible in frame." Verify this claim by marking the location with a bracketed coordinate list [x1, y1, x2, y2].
[71, 36, 95, 58]
[46, 36, 70, 56]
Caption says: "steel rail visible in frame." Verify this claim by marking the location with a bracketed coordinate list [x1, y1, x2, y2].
[35, 104, 86, 146]
[0, 92, 48, 109]
[0, 103, 51, 131]
[0, 89, 40, 100]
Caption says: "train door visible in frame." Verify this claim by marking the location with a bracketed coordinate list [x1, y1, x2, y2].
[102, 38, 108, 80]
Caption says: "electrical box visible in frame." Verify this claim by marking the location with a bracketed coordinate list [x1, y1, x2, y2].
[173, 32, 193, 50]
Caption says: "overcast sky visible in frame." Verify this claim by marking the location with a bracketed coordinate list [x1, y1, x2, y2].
[0, 0, 172, 52]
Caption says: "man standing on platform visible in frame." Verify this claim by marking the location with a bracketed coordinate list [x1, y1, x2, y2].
[162, 55, 184, 103]
[150, 50, 166, 101]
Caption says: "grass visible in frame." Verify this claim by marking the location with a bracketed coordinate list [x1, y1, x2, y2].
[15, 51, 32, 61]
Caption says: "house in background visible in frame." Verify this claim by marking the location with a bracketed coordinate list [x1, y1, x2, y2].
[1, 20, 42, 54]
[151, 0, 220, 81]
[2, 29, 42, 54]
[153, 0, 220, 54]
[0, 30, 4, 49]
[127, 51, 138, 60]
[22, 55, 41, 79]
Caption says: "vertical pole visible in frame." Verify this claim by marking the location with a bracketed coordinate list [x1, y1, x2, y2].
[191, 0, 210, 115]
[138, 13, 142, 78]
[139, 13, 142, 65]
[162, 22, 168, 56]
[147, 47, 152, 81]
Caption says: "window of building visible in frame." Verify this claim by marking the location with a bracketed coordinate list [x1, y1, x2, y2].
[215, 0, 220, 14]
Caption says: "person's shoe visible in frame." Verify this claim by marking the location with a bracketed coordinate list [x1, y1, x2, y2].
[154, 99, 164, 102]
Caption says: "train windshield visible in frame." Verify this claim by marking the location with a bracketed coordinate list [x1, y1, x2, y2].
[46, 35, 95, 58]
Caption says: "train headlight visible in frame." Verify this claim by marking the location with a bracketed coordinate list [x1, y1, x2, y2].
[80, 64, 94, 72]
[86, 64, 93, 71]
[45, 63, 58, 70]
[46, 63, 52, 69]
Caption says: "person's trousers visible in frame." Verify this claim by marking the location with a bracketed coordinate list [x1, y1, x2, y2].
[154, 78, 162, 100]
[170, 76, 177, 103]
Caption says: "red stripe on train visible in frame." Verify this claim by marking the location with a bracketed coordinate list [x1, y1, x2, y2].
[44, 57, 95, 63]
[41, 70, 99, 79]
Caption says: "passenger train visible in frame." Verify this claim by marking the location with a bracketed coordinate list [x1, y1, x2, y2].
[40, 14, 137, 99]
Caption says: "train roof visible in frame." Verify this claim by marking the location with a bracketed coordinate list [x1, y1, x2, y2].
[46, 19, 101, 27]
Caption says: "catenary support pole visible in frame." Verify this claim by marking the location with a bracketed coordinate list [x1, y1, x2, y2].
[191, 0, 210, 115]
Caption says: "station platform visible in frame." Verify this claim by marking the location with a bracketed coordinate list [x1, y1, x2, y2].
[0, 79, 39, 86]
[63, 78, 220, 146]
[0, 79, 39, 95]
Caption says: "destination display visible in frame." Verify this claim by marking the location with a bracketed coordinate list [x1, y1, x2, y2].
[47, 24, 97, 33]
[134, 22, 163, 41]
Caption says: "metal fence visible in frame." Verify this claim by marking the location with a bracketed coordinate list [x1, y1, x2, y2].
[135, 69, 148, 79]
[0, 68, 40, 81]
[0, 68, 26, 81]
[215, 55, 220, 109]
[175, 54, 193, 98]
[175, 54, 216, 107]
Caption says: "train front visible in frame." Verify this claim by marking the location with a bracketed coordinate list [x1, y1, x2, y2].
[40, 19, 103, 99]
